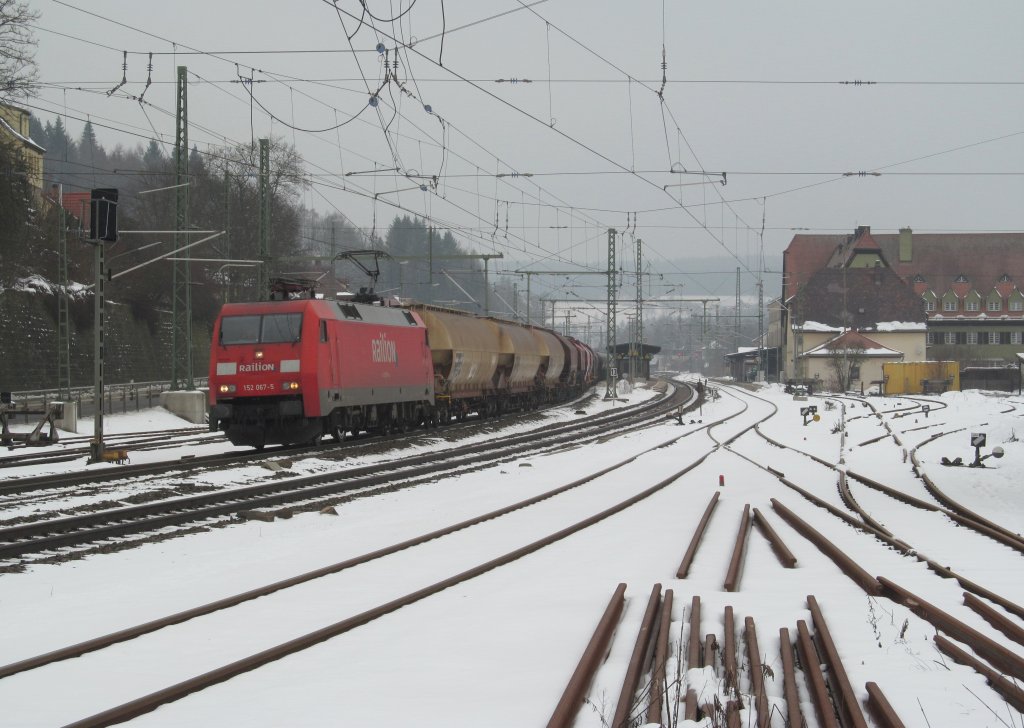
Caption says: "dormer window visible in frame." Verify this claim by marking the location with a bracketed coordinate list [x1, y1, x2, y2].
[999, 274, 1012, 283]
[965, 291, 981, 312]
[954, 273, 969, 283]
[988, 298, 1002, 312]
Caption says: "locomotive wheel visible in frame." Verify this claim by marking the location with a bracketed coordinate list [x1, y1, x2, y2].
[332, 425, 346, 442]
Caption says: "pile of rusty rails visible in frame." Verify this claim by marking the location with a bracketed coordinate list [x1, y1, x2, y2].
[675, 493, 797, 589]
[549, 487, 1022, 726]
[0, 398, 63, 448]
[547, 588, 907, 728]
[770, 495, 1024, 714]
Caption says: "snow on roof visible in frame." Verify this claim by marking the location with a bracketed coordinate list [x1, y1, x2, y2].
[0, 115, 45, 153]
[802, 329, 903, 358]
[804, 343, 903, 358]
[795, 320, 841, 332]
[867, 321, 927, 332]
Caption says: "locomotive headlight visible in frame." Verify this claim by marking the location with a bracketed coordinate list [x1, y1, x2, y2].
[219, 384, 236, 394]
[255, 350, 264, 359]
[283, 381, 300, 391]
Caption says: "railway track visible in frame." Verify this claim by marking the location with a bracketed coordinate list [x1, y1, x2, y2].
[0, 381, 708, 725]
[0, 427, 219, 470]
[0, 383, 689, 566]
[0, 389, 630, 497]
[1, 379, 1019, 726]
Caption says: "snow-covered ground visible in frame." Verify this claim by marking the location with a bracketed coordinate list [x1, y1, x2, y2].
[0, 379, 1021, 727]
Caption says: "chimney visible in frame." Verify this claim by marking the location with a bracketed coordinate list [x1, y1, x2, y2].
[899, 227, 913, 262]
[854, 225, 870, 239]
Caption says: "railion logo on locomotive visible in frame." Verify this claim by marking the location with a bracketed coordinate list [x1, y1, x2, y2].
[371, 333, 398, 364]
[238, 362, 276, 373]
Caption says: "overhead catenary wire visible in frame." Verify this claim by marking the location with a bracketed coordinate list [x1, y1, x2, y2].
[34, 0, 1021, 292]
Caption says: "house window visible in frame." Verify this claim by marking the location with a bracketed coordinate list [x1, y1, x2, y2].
[943, 299, 958, 312]
[924, 299, 936, 312]
[989, 332, 1000, 345]
[927, 332, 938, 345]
[1012, 332, 1022, 345]
[850, 364, 861, 380]
[1011, 299, 1024, 312]
[944, 332, 956, 344]
[967, 332, 978, 345]
[965, 300, 979, 312]
[988, 299, 1002, 311]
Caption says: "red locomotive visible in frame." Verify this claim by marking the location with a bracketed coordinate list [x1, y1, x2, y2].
[208, 283, 599, 448]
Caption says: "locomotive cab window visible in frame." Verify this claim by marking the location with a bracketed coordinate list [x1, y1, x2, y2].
[220, 313, 303, 345]
[403, 312, 416, 325]
[219, 315, 261, 344]
[261, 313, 303, 342]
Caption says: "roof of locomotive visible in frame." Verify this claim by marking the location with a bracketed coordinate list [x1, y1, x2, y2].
[217, 298, 424, 327]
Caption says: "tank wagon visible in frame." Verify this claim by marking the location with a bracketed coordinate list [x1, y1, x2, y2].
[209, 297, 598, 448]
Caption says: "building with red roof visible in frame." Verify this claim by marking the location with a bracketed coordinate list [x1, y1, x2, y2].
[770, 225, 1024, 388]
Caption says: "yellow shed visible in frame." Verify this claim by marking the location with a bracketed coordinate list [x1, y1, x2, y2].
[882, 361, 959, 394]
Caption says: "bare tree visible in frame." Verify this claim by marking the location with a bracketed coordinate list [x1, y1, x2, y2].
[220, 135, 309, 200]
[826, 337, 867, 392]
[0, 0, 39, 105]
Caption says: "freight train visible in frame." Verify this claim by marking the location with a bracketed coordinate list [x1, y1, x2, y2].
[208, 285, 599, 448]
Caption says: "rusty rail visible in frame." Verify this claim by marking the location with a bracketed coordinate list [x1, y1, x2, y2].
[865, 681, 906, 728]
[548, 583, 628, 728]
[911, 454, 1024, 552]
[934, 635, 1024, 713]
[675, 492, 720, 578]
[723, 605, 738, 692]
[744, 616, 770, 728]
[837, 471, 893, 536]
[686, 596, 703, 671]
[703, 633, 717, 669]
[771, 498, 881, 595]
[752, 507, 797, 567]
[684, 690, 698, 720]
[922, 558, 1024, 622]
[779, 627, 804, 728]
[644, 589, 674, 725]
[962, 592, 1024, 647]
[796, 619, 839, 728]
[807, 595, 869, 728]
[611, 584, 663, 728]
[767, 473, 1024, 621]
[723, 504, 752, 592]
[878, 577, 1024, 682]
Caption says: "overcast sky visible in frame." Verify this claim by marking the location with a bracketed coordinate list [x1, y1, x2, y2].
[25, 0, 1024, 296]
